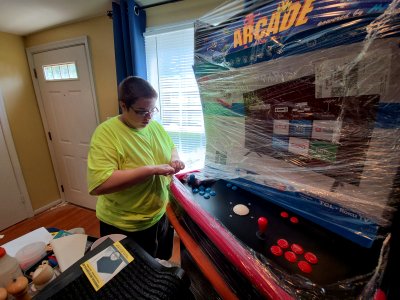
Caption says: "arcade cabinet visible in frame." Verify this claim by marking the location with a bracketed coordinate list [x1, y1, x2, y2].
[170, 0, 400, 299]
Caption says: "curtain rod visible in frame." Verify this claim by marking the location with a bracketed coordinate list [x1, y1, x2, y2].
[107, 0, 184, 18]
[139, 0, 183, 10]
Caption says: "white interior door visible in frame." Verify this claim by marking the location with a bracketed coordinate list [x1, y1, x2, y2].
[0, 91, 33, 230]
[32, 44, 98, 209]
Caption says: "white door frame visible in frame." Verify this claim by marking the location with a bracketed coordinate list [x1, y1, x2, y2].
[26, 36, 100, 201]
[0, 88, 34, 217]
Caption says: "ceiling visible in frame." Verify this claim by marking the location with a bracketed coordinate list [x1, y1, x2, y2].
[0, 0, 174, 36]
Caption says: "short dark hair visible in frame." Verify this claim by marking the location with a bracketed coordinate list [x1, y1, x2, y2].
[118, 76, 158, 108]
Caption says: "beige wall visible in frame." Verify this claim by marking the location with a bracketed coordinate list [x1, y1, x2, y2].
[0, 32, 59, 210]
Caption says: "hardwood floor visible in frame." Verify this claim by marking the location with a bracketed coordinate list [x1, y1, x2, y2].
[0, 202, 180, 264]
[0, 202, 100, 245]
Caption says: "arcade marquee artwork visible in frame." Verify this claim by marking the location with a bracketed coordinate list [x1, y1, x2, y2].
[169, 0, 400, 299]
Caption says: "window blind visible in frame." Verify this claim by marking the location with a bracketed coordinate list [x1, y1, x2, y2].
[145, 25, 206, 170]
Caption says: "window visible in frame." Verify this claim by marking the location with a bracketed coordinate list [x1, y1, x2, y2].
[43, 62, 78, 81]
[145, 24, 206, 171]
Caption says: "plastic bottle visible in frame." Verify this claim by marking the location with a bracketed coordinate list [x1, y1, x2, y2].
[0, 247, 23, 288]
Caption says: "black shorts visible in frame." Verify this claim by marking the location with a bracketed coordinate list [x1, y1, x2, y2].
[99, 214, 174, 260]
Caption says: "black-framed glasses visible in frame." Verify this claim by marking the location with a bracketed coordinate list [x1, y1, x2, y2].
[131, 107, 159, 116]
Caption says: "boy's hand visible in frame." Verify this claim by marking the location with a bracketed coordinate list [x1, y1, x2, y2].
[155, 164, 176, 176]
[170, 160, 185, 173]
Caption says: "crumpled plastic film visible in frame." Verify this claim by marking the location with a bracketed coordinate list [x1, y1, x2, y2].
[171, 176, 392, 299]
[170, 177, 294, 299]
[195, 0, 400, 247]
[170, 0, 399, 299]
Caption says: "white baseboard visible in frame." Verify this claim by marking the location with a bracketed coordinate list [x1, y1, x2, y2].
[34, 199, 63, 215]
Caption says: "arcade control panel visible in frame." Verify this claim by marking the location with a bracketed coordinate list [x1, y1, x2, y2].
[180, 173, 382, 286]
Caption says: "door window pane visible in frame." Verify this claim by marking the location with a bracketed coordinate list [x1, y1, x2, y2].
[42, 62, 78, 81]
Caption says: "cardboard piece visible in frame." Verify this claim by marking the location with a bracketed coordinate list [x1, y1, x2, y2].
[50, 234, 87, 272]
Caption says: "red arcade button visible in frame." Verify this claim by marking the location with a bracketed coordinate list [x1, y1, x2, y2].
[373, 289, 387, 300]
[298, 261, 312, 273]
[277, 239, 289, 249]
[290, 216, 299, 224]
[280, 211, 289, 218]
[284, 251, 297, 263]
[270, 245, 283, 256]
[304, 252, 318, 264]
[291, 243, 304, 255]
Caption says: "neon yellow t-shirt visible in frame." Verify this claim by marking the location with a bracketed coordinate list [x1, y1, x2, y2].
[87, 116, 175, 231]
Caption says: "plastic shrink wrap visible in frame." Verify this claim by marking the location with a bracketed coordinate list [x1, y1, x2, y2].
[169, 0, 400, 299]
